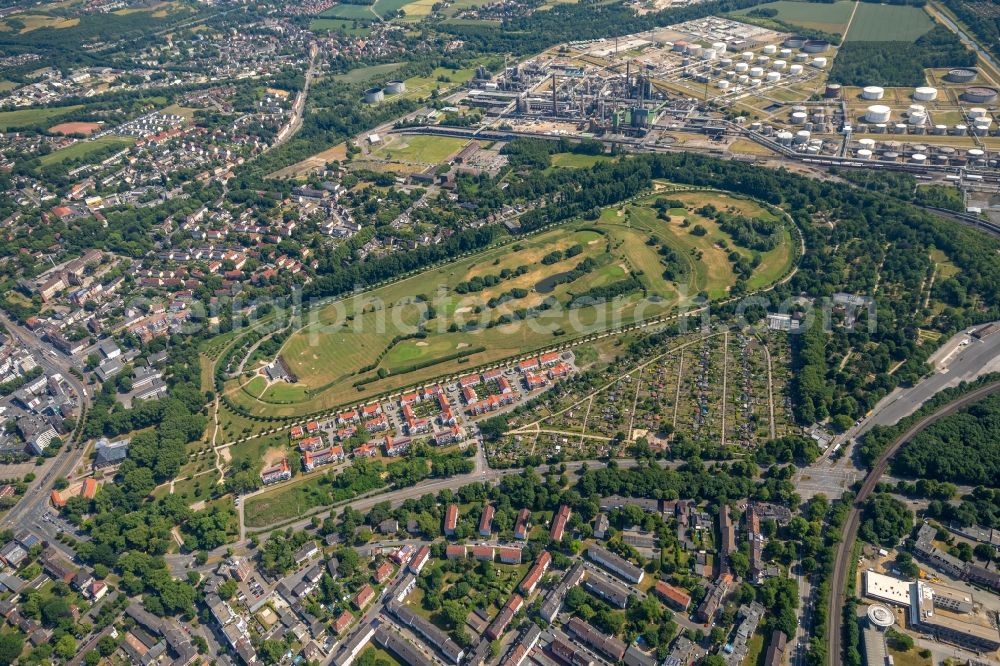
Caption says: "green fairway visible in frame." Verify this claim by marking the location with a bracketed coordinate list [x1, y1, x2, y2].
[39, 136, 134, 167]
[845, 3, 933, 41]
[732, 0, 854, 35]
[0, 105, 82, 132]
[220, 188, 795, 419]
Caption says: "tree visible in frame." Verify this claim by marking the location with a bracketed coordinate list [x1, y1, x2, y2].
[84, 651, 101, 666]
[0, 632, 24, 666]
[54, 634, 77, 660]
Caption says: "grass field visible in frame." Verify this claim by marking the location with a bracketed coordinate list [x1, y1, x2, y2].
[398, 66, 478, 100]
[0, 105, 82, 132]
[1, 13, 79, 32]
[309, 17, 372, 33]
[732, 0, 855, 35]
[334, 62, 403, 84]
[318, 3, 378, 19]
[0, 81, 15, 92]
[370, 134, 469, 164]
[548, 152, 615, 169]
[220, 188, 795, 419]
[39, 136, 134, 167]
[844, 3, 933, 41]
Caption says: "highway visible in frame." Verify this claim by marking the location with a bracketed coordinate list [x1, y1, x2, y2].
[825, 379, 1000, 666]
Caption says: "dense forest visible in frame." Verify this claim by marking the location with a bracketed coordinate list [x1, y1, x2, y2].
[828, 26, 975, 87]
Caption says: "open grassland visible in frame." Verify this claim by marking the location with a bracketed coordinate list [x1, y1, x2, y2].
[319, 3, 378, 19]
[732, 0, 854, 35]
[1, 13, 79, 32]
[39, 135, 135, 167]
[334, 62, 403, 84]
[309, 17, 372, 33]
[370, 134, 469, 164]
[844, 3, 933, 42]
[0, 105, 83, 131]
[220, 189, 794, 420]
[548, 152, 615, 169]
[397, 66, 478, 100]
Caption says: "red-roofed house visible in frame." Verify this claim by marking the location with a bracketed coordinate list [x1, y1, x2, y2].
[654, 580, 692, 611]
[352, 584, 375, 609]
[514, 509, 531, 540]
[550, 505, 571, 541]
[498, 547, 523, 565]
[446, 545, 466, 560]
[479, 504, 495, 537]
[373, 561, 393, 584]
[472, 546, 494, 561]
[444, 504, 458, 535]
[519, 551, 551, 595]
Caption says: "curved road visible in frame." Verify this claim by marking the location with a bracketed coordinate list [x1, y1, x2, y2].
[826, 379, 1000, 666]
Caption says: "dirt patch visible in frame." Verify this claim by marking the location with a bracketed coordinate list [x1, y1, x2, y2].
[49, 121, 101, 136]
[189, 500, 207, 511]
[456, 342, 470, 349]
[587, 239, 600, 245]
[415, 341, 429, 347]
[454, 306, 473, 314]
[218, 447, 233, 463]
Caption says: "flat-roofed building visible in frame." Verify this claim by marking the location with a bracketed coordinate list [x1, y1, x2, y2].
[587, 544, 644, 584]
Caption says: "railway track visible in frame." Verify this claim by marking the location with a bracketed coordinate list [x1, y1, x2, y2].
[826, 379, 1000, 666]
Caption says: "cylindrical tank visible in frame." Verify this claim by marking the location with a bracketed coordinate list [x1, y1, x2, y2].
[945, 68, 977, 83]
[757, 55, 771, 65]
[803, 40, 830, 53]
[953, 124, 968, 135]
[689, 45, 703, 58]
[776, 131, 794, 144]
[780, 48, 793, 58]
[385, 80, 406, 94]
[857, 149, 873, 159]
[824, 83, 842, 98]
[805, 144, 820, 154]
[763, 44, 777, 55]
[933, 124, 947, 135]
[963, 87, 999, 103]
[811, 57, 827, 68]
[791, 111, 808, 124]
[911, 153, 927, 164]
[735, 62, 749, 74]
[750, 78, 761, 87]
[750, 121, 762, 131]
[872, 123, 886, 134]
[789, 64, 803, 76]
[865, 105, 891, 124]
[881, 151, 898, 161]
[717, 80, 730, 90]
[968, 148, 985, 159]
[794, 130, 810, 144]
[894, 123, 908, 134]
[909, 111, 927, 126]
[859, 138, 876, 150]
[364, 87, 384, 104]
[742, 51, 754, 61]
[702, 48, 717, 60]
[750, 66, 764, 78]
[794, 52, 809, 62]
[784, 36, 806, 49]
[772, 60, 786, 71]
[968, 107, 988, 119]
[766, 71, 781, 83]
[862, 86, 885, 100]
[913, 86, 937, 101]
[738, 74, 750, 85]
[720, 57, 733, 68]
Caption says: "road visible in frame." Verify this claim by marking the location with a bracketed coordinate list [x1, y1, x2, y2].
[267, 43, 318, 152]
[0, 311, 92, 533]
[825, 379, 1000, 666]
[826, 325, 1000, 459]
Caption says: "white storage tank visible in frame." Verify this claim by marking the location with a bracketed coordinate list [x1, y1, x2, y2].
[750, 78, 762, 87]
[794, 130, 810, 143]
[717, 80, 731, 90]
[909, 110, 927, 126]
[968, 107, 988, 119]
[872, 123, 887, 133]
[933, 124, 947, 135]
[794, 52, 809, 62]
[738, 74, 750, 85]
[763, 44, 777, 54]
[773, 60, 787, 71]
[865, 105, 891, 124]
[720, 57, 733, 68]
[859, 138, 876, 150]
[750, 66, 764, 78]
[954, 124, 967, 134]
[791, 111, 808, 124]
[894, 123, 908, 134]
[862, 86, 885, 100]
[789, 64, 804, 75]
[742, 51, 754, 61]
[776, 130, 794, 144]
[702, 48, 717, 60]
[968, 148, 985, 159]
[689, 45, 703, 57]
[767, 71, 781, 83]
[712, 41, 727, 54]
[913, 86, 937, 101]
[857, 149, 873, 159]
[911, 153, 927, 164]
[735, 62, 749, 73]
[811, 57, 827, 68]
[757, 55, 771, 65]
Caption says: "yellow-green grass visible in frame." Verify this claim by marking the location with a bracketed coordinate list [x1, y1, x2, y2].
[398, 66, 477, 100]
[0, 81, 15, 92]
[335, 61, 403, 84]
[0, 105, 82, 131]
[160, 103, 198, 120]
[309, 17, 372, 34]
[359, 647, 403, 666]
[929, 248, 959, 278]
[2, 13, 79, 32]
[441, 0, 494, 15]
[370, 134, 469, 165]
[319, 3, 378, 19]
[887, 647, 930, 666]
[732, 0, 854, 35]
[222, 191, 793, 419]
[845, 3, 933, 42]
[548, 152, 615, 169]
[398, 0, 437, 19]
[39, 135, 134, 167]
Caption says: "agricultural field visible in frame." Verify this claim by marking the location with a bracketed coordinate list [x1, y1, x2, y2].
[48, 121, 102, 136]
[0, 13, 79, 32]
[218, 189, 795, 422]
[38, 135, 134, 167]
[495, 328, 795, 465]
[844, 3, 933, 42]
[0, 105, 82, 131]
[732, 0, 855, 35]
[396, 66, 478, 100]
